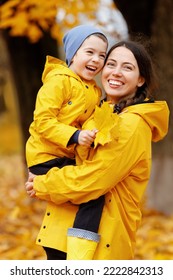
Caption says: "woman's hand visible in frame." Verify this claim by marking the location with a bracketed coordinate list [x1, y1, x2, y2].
[25, 171, 36, 198]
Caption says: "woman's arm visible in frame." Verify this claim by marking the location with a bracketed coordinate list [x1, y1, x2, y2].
[32, 115, 151, 205]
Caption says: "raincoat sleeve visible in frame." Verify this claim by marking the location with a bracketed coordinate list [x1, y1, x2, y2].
[33, 112, 152, 204]
[33, 75, 78, 148]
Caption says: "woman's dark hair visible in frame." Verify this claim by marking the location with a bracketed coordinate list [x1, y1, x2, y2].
[104, 40, 158, 113]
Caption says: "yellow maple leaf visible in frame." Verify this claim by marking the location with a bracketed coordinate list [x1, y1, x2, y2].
[93, 102, 119, 147]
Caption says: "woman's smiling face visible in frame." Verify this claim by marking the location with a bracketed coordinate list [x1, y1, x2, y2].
[101, 46, 145, 104]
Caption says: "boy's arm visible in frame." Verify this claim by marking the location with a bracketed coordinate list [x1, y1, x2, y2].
[33, 76, 78, 147]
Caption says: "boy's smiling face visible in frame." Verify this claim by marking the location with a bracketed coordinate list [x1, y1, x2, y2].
[69, 35, 107, 81]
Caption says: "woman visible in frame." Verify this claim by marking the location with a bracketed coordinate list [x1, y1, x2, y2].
[26, 40, 169, 260]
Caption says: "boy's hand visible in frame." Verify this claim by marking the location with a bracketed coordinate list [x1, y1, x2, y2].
[78, 128, 98, 147]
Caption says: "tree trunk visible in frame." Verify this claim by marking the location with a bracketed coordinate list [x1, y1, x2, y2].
[113, 0, 156, 36]
[147, 0, 173, 214]
[151, 0, 173, 155]
[2, 31, 58, 152]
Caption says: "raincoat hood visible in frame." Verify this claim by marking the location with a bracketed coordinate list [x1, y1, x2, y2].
[127, 101, 169, 142]
[41, 55, 79, 83]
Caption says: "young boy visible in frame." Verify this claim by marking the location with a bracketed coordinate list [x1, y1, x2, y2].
[26, 25, 108, 260]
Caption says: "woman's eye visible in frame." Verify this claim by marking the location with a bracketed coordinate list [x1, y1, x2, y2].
[123, 65, 133, 70]
[107, 62, 115, 67]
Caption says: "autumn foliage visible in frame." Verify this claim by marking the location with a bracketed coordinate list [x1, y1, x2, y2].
[0, 0, 99, 43]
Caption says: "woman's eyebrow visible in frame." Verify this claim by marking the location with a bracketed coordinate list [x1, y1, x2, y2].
[107, 58, 135, 67]
[107, 58, 116, 62]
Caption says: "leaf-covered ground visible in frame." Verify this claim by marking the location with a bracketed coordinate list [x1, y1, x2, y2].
[0, 154, 46, 260]
[0, 153, 173, 260]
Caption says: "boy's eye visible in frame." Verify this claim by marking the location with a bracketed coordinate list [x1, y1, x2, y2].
[86, 50, 93, 54]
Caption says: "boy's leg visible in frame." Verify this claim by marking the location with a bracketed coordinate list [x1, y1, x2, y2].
[67, 196, 105, 260]
[29, 157, 75, 175]
[74, 195, 105, 232]
[43, 247, 66, 260]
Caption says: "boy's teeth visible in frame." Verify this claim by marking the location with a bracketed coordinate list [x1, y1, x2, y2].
[87, 66, 97, 71]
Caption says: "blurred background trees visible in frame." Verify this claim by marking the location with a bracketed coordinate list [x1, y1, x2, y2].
[0, 0, 173, 213]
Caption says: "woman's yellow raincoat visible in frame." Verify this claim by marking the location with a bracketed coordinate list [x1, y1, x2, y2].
[26, 56, 101, 167]
[33, 101, 169, 259]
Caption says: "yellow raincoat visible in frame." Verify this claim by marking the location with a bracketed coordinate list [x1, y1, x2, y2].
[33, 101, 169, 259]
[26, 56, 101, 167]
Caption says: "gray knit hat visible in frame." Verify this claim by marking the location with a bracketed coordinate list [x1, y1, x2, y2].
[63, 25, 107, 66]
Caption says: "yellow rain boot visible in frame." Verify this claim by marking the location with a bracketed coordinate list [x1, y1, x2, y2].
[67, 228, 100, 260]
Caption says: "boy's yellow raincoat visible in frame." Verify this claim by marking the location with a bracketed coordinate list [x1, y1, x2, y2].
[26, 56, 101, 167]
[33, 101, 169, 259]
